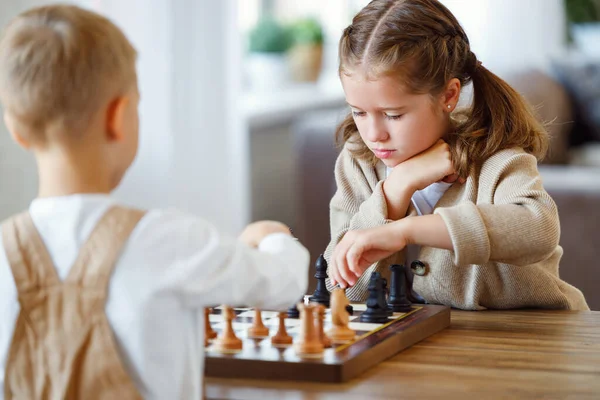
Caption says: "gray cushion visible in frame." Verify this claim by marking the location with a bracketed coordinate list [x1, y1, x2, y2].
[552, 59, 600, 143]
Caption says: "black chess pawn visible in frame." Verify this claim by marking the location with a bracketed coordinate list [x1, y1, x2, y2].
[308, 254, 331, 307]
[287, 297, 302, 319]
[388, 264, 412, 312]
[359, 272, 389, 323]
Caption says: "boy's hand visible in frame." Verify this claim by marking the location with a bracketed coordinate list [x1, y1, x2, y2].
[239, 220, 293, 248]
[329, 220, 409, 288]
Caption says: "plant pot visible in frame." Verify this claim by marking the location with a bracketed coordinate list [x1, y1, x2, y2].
[288, 44, 323, 82]
[572, 23, 600, 58]
[247, 52, 289, 91]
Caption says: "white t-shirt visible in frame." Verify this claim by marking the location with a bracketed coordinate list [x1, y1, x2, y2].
[0, 194, 309, 400]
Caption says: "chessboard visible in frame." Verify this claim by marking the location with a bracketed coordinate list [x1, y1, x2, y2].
[204, 301, 450, 382]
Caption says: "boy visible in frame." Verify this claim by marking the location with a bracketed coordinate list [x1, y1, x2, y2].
[0, 5, 309, 399]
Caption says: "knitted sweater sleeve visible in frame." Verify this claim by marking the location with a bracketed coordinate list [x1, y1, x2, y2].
[435, 152, 560, 266]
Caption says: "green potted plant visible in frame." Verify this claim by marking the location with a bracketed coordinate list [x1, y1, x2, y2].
[247, 17, 293, 91]
[565, 0, 600, 55]
[288, 18, 325, 82]
[565, 0, 599, 24]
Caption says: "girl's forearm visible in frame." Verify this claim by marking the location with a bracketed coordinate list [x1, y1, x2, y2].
[401, 214, 453, 250]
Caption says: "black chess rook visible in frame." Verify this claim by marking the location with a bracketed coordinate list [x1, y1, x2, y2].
[308, 254, 331, 307]
[388, 264, 412, 312]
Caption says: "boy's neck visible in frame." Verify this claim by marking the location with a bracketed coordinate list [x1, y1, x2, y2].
[35, 147, 114, 198]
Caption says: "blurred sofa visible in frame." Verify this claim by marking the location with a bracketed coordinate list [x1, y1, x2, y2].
[293, 68, 600, 310]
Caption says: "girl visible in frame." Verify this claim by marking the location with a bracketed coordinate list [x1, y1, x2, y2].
[324, 0, 588, 310]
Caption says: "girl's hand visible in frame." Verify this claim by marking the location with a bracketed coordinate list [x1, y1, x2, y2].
[385, 139, 462, 198]
[329, 220, 409, 288]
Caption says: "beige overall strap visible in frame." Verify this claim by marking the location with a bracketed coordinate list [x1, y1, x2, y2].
[65, 206, 145, 294]
[2, 212, 60, 294]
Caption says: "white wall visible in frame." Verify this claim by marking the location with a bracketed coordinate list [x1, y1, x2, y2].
[0, 0, 249, 233]
[441, 0, 567, 76]
[167, 0, 248, 234]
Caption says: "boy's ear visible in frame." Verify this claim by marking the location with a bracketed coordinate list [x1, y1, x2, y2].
[106, 95, 130, 142]
[4, 112, 30, 149]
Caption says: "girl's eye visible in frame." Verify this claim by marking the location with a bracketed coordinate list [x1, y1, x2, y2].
[352, 110, 366, 118]
[385, 114, 403, 120]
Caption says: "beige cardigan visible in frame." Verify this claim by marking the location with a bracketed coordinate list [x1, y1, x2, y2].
[324, 145, 589, 311]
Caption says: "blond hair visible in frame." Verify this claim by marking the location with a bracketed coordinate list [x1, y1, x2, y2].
[0, 5, 137, 142]
[337, 0, 548, 177]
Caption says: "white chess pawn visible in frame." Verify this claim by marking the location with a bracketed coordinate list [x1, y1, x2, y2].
[247, 308, 269, 338]
[213, 306, 242, 351]
[271, 312, 293, 345]
[315, 304, 332, 348]
[327, 289, 355, 342]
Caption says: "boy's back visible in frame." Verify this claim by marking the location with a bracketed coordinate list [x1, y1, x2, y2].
[0, 195, 308, 399]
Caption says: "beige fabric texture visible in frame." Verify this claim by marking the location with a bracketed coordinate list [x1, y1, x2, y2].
[3, 206, 145, 400]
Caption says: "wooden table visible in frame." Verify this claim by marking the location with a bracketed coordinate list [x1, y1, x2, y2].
[206, 310, 600, 399]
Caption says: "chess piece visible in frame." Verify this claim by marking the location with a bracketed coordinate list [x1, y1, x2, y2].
[388, 264, 412, 312]
[294, 303, 324, 355]
[248, 308, 270, 338]
[271, 312, 293, 345]
[213, 306, 242, 351]
[382, 278, 393, 316]
[359, 272, 390, 323]
[315, 304, 332, 348]
[308, 254, 331, 307]
[287, 298, 302, 319]
[204, 308, 217, 340]
[327, 289, 355, 342]
[345, 304, 354, 315]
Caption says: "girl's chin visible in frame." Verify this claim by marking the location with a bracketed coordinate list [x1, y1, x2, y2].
[380, 159, 401, 168]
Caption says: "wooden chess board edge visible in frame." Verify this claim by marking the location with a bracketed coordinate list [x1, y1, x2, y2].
[334, 306, 422, 353]
[334, 305, 449, 360]
[340, 305, 451, 382]
[205, 356, 342, 383]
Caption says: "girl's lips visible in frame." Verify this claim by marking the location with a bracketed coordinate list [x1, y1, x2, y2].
[372, 149, 396, 159]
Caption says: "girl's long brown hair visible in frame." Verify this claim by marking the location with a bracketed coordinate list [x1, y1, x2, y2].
[336, 0, 548, 177]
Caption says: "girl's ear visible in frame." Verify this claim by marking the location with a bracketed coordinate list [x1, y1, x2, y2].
[441, 78, 461, 112]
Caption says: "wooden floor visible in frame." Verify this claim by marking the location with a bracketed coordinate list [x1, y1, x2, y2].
[206, 309, 600, 400]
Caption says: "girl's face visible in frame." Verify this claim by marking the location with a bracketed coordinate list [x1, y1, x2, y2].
[341, 74, 456, 168]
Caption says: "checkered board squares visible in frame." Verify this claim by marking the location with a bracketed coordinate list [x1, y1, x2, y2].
[209, 304, 408, 339]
